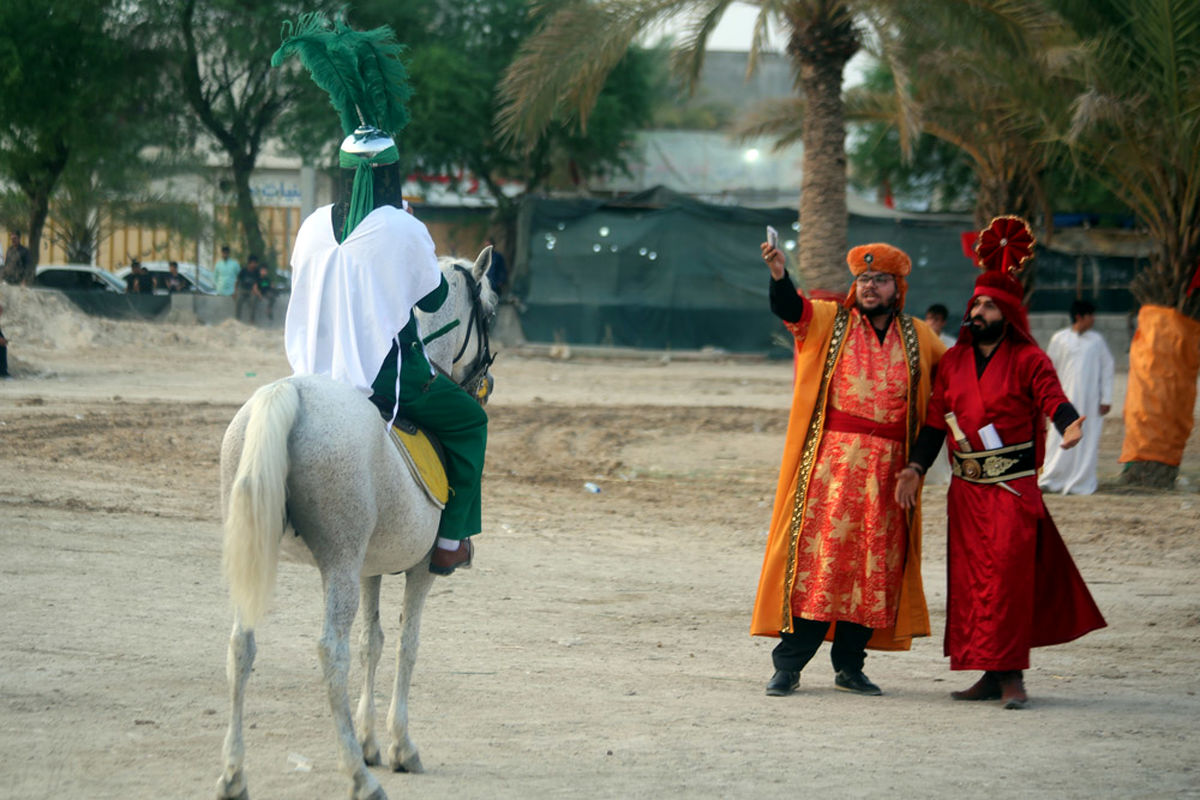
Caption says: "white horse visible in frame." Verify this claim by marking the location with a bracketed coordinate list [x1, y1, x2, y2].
[214, 247, 496, 800]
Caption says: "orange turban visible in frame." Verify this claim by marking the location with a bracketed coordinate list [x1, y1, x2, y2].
[844, 243, 912, 311]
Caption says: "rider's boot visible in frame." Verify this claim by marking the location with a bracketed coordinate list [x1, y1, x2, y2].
[429, 537, 473, 575]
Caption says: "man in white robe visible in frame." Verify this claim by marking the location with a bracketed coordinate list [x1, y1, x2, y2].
[1039, 300, 1114, 495]
[923, 304, 958, 484]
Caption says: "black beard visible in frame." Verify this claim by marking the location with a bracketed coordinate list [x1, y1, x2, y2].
[969, 317, 1006, 344]
[856, 299, 896, 321]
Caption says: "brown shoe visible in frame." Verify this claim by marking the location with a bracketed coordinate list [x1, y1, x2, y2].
[429, 538, 473, 575]
[998, 670, 1029, 709]
[950, 671, 1002, 701]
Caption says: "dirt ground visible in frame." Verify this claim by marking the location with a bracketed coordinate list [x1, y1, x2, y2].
[1, 286, 1198, 800]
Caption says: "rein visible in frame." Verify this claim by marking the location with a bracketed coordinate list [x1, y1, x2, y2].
[446, 263, 496, 402]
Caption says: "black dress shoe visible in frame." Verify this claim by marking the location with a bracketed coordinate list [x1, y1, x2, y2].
[765, 670, 800, 696]
[834, 670, 883, 696]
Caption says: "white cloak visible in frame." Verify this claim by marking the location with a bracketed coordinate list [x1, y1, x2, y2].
[284, 204, 442, 396]
[1039, 327, 1115, 495]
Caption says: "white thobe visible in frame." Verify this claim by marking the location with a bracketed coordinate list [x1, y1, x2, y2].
[284, 204, 441, 397]
[1039, 327, 1114, 495]
[923, 330, 959, 485]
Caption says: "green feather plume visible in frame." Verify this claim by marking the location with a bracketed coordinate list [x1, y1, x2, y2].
[272, 11, 412, 137]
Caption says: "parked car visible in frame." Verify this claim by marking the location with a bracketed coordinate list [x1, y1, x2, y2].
[114, 261, 217, 295]
[34, 264, 127, 294]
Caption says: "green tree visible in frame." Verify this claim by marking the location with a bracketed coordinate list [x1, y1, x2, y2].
[497, 0, 865, 293]
[312, 0, 659, 255]
[846, 67, 976, 212]
[46, 152, 207, 264]
[154, 0, 337, 267]
[1053, 0, 1200, 486]
[0, 0, 155, 281]
[496, 1, 1057, 294]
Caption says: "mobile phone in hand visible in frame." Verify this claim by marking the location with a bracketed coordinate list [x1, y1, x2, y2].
[766, 225, 779, 249]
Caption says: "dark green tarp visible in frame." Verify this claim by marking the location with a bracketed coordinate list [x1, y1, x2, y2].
[513, 188, 1137, 351]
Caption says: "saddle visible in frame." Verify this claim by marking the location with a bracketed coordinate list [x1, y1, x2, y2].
[388, 419, 449, 508]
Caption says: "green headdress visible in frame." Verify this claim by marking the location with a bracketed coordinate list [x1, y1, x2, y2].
[271, 12, 413, 237]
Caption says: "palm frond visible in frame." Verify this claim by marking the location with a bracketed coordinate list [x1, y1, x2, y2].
[731, 96, 806, 149]
[669, 0, 738, 94]
[496, 0, 700, 150]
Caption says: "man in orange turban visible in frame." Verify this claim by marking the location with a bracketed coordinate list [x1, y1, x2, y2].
[751, 238, 946, 697]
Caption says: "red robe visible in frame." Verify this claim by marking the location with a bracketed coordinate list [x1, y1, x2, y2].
[926, 338, 1107, 670]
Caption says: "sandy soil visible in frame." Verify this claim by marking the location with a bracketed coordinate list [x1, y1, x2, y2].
[1, 286, 1198, 800]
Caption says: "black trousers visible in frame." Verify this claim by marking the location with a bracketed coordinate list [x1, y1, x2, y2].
[0, 342, 7, 376]
[771, 618, 873, 674]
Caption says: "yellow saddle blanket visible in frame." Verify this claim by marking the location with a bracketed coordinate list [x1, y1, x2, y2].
[388, 423, 449, 508]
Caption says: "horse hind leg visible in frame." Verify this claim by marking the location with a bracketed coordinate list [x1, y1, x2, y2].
[355, 575, 384, 766]
[319, 567, 389, 800]
[386, 566, 436, 774]
[215, 617, 255, 800]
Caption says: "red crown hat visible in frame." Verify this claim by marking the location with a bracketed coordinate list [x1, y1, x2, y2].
[963, 215, 1035, 343]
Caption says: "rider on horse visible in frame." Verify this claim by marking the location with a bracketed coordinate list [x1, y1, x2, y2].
[275, 14, 485, 575]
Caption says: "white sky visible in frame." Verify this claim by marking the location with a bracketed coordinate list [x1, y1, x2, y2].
[643, 2, 872, 85]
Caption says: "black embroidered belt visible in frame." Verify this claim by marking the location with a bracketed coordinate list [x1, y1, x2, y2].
[951, 440, 1036, 484]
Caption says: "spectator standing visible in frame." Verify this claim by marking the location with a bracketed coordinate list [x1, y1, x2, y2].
[922, 303, 958, 484]
[252, 262, 275, 321]
[163, 261, 190, 293]
[2, 232, 33, 286]
[124, 259, 154, 294]
[484, 236, 508, 295]
[1039, 300, 1115, 495]
[235, 255, 260, 321]
[0, 301, 10, 378]
[214, 245, 239, 296]
[925, 303, 959, 348]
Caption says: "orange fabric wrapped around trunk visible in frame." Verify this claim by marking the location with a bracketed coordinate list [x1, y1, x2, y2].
[1120, 305, 1200, 466]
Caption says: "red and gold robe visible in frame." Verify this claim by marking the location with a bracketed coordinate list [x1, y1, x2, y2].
[925, 338, 1107, 670]
[751, 299, 945, 650]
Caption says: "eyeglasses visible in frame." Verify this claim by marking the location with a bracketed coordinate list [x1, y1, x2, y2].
[854, 273, 894, 286]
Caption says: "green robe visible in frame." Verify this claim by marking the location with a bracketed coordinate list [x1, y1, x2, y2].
[370, 276, 487, 540]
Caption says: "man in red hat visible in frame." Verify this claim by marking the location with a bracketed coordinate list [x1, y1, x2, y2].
[751, 237, 946, 697]
[895, 216, 1107, 709]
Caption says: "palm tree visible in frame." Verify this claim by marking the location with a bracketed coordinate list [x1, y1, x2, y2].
[497, 0, 864, 294]
[497, 0, 1072, 295]
[1053, 0, 1200, 487]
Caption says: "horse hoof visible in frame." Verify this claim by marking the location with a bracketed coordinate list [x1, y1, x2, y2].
[215, 772, 250, 800]
[361, 741, 381, 767]
[391, 752, 424, 774]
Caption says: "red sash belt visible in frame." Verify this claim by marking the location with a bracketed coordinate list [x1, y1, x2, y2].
[824, 407, 906, 442]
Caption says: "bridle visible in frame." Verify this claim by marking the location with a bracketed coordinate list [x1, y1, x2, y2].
[448, 263, 496, 403]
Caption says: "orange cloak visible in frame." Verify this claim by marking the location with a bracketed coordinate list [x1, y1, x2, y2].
[751, 300, 945, 650]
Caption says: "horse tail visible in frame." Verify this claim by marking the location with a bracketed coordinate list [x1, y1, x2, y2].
[223, 380, 300, 630]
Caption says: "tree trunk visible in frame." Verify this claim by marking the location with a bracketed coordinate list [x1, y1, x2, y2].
[788, 9, 858, 295]
[231, 157, 268, 268]
[1118, 304, 1200, 489]
[22, 193, 50, 284]
[1118, 461, 1179, 489]
[795, 56, 850, 293]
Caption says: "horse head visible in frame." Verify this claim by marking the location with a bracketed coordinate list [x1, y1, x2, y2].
[418, 246, 498, 402]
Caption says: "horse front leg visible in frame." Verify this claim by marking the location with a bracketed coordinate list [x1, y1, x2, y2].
[215, 617, 255, 800]
[319, 568, 387, 800]
[386, 566, 436, 774]
[355, 575, 384, 766]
